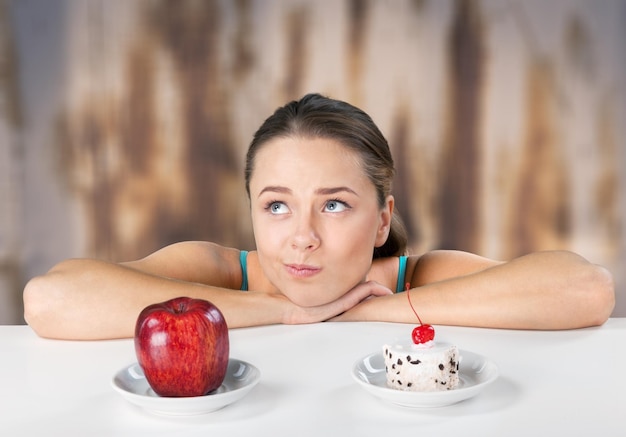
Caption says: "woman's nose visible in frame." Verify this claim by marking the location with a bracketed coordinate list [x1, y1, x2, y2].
[291, 213, 320, 251]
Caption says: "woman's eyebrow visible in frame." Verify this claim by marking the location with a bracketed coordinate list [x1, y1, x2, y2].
[258, 186, 358, 197]
[258, 186, 291, 197]
[315, 187, 358, 196]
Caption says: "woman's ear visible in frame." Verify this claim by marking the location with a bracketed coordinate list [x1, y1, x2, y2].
[375, 195, 394, 247]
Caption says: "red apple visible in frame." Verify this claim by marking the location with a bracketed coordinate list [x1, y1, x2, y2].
[134, 297, 229, 397]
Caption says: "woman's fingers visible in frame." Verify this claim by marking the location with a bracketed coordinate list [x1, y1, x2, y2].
[284, 281, 392, 324]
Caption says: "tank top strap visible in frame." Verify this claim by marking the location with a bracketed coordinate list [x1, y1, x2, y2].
[396, 255, 408, 293]
[239, 250, 249, 291]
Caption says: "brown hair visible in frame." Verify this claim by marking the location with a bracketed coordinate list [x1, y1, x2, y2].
[245, 93, 408, 258]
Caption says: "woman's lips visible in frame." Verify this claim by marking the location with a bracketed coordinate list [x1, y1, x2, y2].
[285, 264, 322, 278]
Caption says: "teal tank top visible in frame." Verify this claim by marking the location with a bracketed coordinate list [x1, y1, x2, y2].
[396, 255, 408, 293]
[240, 250, 248, 291]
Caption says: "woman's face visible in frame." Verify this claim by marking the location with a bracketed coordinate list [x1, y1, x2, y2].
[249, 136, 393, 307]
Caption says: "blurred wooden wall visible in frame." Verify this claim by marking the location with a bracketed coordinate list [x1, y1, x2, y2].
[1, 0, 625, 323]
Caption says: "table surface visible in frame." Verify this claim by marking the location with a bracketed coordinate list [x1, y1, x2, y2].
[2, 319, 625, 437]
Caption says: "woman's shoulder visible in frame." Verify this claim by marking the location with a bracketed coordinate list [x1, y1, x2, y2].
[142, 241, 242, 264]
[409, 250, 502, 286]
[369, 250, 501, 289]
[128, 241, 249, 288]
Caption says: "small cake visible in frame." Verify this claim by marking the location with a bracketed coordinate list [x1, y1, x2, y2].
[383, 341, 459, 391]
[384, 285, 460, 392]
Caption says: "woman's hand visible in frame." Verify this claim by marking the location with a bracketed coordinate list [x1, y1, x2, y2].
[280, 280, 393, 325]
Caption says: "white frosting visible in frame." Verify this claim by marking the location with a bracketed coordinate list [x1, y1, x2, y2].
[383, 342, 460, 392]
[410, 340, 434, 350]
[388, 341, 452, 353]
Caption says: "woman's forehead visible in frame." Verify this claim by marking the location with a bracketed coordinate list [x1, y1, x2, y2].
[255, 136, 362, 166]
[249, 137, 371, 191]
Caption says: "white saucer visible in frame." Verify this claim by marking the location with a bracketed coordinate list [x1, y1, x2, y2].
[352, 349, 498, 408]
[112, 358, 260, 416]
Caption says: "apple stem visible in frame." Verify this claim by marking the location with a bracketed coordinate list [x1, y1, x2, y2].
[406, 282, 424, 325]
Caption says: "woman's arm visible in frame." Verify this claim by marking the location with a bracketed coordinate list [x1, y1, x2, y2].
[335, 250, 615, 330]
[23, 241, 275, 340]
[23, 242, 392, 340]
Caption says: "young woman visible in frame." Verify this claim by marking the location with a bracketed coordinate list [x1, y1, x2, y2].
[23, 94, 615, 340]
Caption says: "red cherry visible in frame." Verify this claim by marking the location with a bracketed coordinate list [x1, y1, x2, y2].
[412, 324, 435, 344]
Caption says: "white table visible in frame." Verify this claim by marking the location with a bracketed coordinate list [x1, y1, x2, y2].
[1, 320, 625, 436]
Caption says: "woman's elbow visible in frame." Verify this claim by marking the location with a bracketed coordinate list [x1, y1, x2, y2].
[23, 274, 64, 339]
[581, 264, 615, 326]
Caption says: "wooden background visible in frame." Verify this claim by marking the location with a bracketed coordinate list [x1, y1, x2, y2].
[1, 0, 625, 324]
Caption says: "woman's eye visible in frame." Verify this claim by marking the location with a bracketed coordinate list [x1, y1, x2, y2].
[325, 200, 348, 212]
[268, 201, 289, 214]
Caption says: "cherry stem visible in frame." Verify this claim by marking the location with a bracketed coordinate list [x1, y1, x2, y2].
[406, 282, 424, 325]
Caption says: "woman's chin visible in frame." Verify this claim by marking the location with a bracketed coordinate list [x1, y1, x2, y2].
[283, 290, 343, 308]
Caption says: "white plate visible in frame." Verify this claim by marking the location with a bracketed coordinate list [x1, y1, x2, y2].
[112, 358, 260, 416]
[352, 350, 498, 408]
